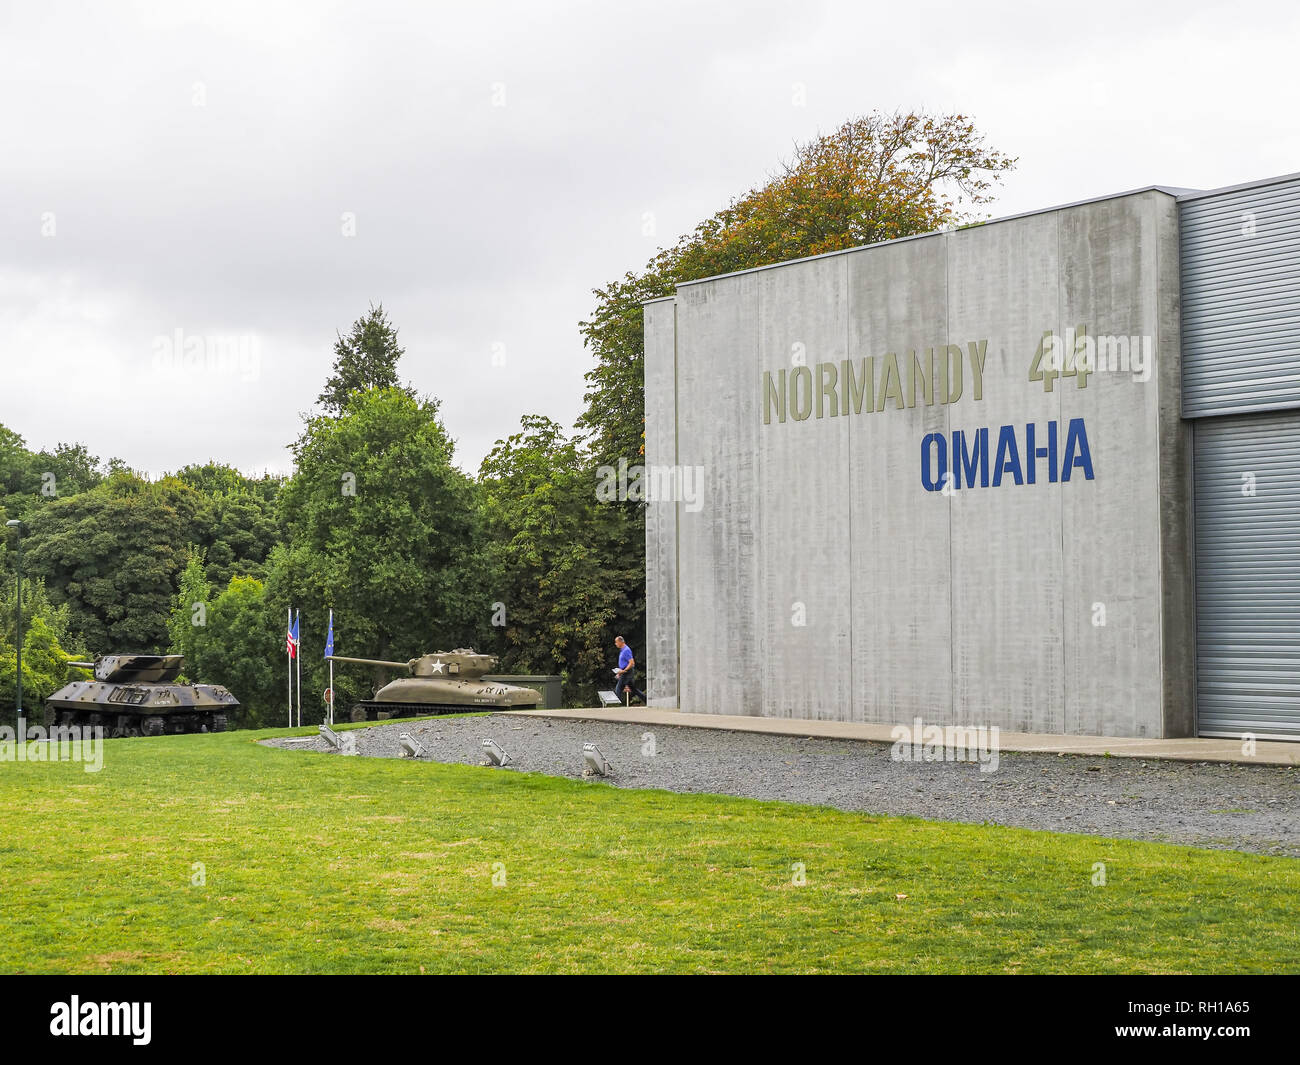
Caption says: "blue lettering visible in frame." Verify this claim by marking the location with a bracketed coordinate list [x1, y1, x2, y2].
[920, 432, 948, 492]
[952, 428, 989, 489]
[1062, 417, 1094, 480]
[1025, 421, 1058, 485]
[925, 420, 1092, 490]
[992, 425, 1023, 487]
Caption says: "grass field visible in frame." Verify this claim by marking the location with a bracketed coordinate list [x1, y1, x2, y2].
[1, 724, 1297, 974]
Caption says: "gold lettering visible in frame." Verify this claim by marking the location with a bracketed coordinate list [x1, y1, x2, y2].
[842, 357, 873, 414]
[968, 340, 988, 401]
[791, 365, 813, 421]
[909, 348, 935, 407]
[763, 369, 786, 424]
[943, 344, 963, 403]
[877, 352, 904, 411]
[817, 362, 839, 418]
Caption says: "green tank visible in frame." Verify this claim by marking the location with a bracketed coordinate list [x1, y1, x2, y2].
[45, 654, 239, 737]
[328, 648, 542, 721]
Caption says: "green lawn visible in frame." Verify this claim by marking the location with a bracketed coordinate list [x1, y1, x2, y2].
[1, 726, 1296, 974]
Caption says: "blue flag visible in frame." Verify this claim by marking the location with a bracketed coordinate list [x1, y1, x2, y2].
[324, 610, 334, 658]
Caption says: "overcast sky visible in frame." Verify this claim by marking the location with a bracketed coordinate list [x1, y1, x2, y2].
[2, 0, 1296, 478]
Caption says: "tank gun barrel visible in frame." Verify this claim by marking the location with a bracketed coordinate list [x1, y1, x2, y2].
[326, 655, 409, 669]
[65, 661, 96, 670]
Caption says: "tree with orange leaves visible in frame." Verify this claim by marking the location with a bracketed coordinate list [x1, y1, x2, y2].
[579, 111, 1015, 466]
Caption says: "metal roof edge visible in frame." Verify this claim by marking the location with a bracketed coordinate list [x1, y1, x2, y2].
[1175, 170, 1300, 203]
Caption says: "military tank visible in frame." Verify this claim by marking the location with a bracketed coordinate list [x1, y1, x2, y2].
[45, 655, 239, 737]
[328, 648, 542, 721]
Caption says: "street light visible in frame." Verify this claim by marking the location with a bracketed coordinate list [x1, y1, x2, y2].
[5, 520, 23, 719]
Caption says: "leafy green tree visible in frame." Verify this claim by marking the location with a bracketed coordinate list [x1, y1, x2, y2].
[274, 387, 488, 697]
[174, 462, 283, 504]
[317, 303, 414, 415]
[167, 549, 210, 668]
[0, 616, 85, 728]
[203, 491, 281, 587]
[0, 577, 79, 651]
[21, 472, 207, 652]
[0, 426, 34, 502]
[479, 415, 631, 705]
[173, 462, 248, 497]
[33, 442, 104, 499]
[0, 425, 113, 525]
[190, 576, 284, 729]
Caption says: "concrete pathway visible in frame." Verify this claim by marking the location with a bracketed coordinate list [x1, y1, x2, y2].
[502, 706, 1300, 767]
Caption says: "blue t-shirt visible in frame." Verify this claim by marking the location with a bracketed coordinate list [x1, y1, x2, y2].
[618, 646, 634, 669]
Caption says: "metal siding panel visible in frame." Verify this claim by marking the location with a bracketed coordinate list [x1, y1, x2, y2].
[1180, 177, 1300, 416]
[1193, 411, 1300, 738]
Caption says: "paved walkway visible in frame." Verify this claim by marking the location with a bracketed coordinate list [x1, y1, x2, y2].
[503, 706, 1300, 767]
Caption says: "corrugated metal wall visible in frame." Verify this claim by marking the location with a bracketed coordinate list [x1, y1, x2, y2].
[1181, 175, 1300, 416]
[1182, 174, 1300, 739]
[1192, 413, 1300, 739]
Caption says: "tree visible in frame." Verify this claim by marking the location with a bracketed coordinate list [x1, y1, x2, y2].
[317, 303, 414, 415]
[189, 576, 283, 729]
[479, 415, 630, 704]
[173, 462, 283, 503]
[0, 616, 85, 728]
[202, 491, 281, 588]
[21, 472, 208, 652]
[275, 387, 488, 697]
[167, 549, 210, 668]
[0, 424, 112, 525]
[0, 577, 79, 652]
[578, 110, 1015, 468]
[33, 442, 104, 499]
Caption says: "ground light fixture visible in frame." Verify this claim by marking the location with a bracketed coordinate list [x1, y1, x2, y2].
[480, 738, 510, 767]
[399, 733, 426, 759]
[582, 743, 612, 777]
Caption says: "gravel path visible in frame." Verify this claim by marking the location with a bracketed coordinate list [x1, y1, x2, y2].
[262, 716, 1300, 857]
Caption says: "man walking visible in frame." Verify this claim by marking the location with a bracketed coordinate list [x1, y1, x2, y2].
[613, 635, 646, 705]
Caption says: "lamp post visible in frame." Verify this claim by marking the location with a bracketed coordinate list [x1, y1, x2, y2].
[5, 519, 22, 719]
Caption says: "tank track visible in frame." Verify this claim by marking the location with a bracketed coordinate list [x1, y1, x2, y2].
[44, 707, 228, 737]
[349, 701, 498, 722]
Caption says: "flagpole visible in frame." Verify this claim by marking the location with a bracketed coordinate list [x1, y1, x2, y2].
[287, 606, 293, 727]
[328, 608, 335, 726]
[296, 609, 302, 728]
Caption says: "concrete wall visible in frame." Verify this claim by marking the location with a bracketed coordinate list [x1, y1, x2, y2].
[643, 297, 678, 707]
[644, 189, 1192, 737]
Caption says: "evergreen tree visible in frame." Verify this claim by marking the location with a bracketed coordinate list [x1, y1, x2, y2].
[317, 303, 414, 415]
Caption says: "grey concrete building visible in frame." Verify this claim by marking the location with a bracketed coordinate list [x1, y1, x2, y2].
[643, 172, 1300, 741]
